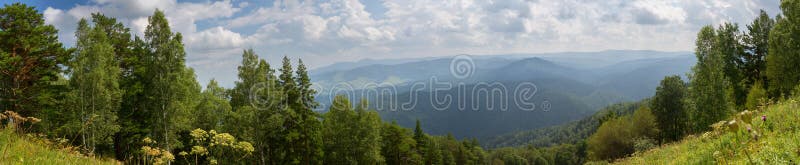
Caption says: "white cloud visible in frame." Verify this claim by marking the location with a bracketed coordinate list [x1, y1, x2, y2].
[187, 26, 245, 51]
[41, 0, 780, 87]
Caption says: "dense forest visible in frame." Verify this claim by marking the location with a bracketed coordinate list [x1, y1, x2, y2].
[3, 1, 800, 164]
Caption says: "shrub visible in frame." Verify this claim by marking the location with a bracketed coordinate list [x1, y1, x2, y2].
[633, 138, 657, 153]
[588, 106, 659, 160]
[745, 82, 768, 110]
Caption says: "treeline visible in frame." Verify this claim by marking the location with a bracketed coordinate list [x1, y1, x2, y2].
[0, 3, 514, 165]
[586, 2, 800, 162]
[484, 101, 645, 148]
[480, 2, 800, 164]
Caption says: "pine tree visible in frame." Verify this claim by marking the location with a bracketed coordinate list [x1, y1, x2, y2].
[114, 36, 148, 159]
[296, 59, 318, 110]
[715, 23, 747, 109]
[69, 20, 122, 155]
[230, 49, 266, 108]
[742, 10, 774, 89]
[0, 3, 71, 116]
[226, 49, 285, 164]
[413, 119, 434, 164]
[277, 56, 323, 164]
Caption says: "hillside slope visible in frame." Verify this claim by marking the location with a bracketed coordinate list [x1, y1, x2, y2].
[484, 101, 646, 148]
[612, 98, 800, 164]
[0, 129, 118, 164]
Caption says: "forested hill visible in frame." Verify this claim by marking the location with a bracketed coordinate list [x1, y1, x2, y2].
[3, 1, 800, 165]
[310, 52, 695, 139]
[483, 100, 647, 149]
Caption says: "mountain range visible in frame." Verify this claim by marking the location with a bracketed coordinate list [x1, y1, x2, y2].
[309, 50, 696, 140]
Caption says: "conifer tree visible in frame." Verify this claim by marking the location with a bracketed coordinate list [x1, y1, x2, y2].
[277, 56, 323, 164]
[742, 10, 774, 89]
[0, 3, 71, 116]
[715, 23, 746, 108]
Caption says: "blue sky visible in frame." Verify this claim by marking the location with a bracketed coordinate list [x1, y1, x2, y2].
[1, 0, 781, 87]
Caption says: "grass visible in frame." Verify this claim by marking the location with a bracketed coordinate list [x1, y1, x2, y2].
[0, 128, 119, 165]
[613, 98, 800, 164]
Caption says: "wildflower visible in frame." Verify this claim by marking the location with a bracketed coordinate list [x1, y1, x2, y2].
[178, 151, 188, 156]
[191, 146, 208, 156]
[236, 141, 255, 153]
[213, 133, 236, 147]
[762, 115, 767, 122]
[190, 128, 208, 142]
[210, 159, 218, 165]
[160, 151, 174, 161]
[143, 137, 155, 144]
[141, 146, 152, 152]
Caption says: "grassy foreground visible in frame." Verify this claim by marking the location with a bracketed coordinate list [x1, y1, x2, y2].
[0, 128, 118, 164]
[613, 98, 800, 164]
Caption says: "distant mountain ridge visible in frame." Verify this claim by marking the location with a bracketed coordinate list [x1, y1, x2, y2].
[309, 50, 695, 139]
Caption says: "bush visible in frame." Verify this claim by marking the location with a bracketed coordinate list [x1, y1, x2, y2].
[633, 138, 657, 153]
[588, 106, 659, 160]
[745, 82, 768, 110]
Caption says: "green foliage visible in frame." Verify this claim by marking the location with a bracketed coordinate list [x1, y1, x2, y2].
[194, 79, 231, 131]
[68, 19, 122, 155]
[587, 106, 659, 160]
[488, 143, 585, 165]
[632, 138, 656, 153]
[273, 57, 324, 164]
[486, 101, 646, 148]
[690, 25, 731, 132]
[226, 49, 286, 164]
[651, 75, 689, 142]
[0, 128, 117, 164]
[0, 3, 71, 117]
[139, 9, 202, 152]
[381, 121, 423, 164]
[742, 10, 774, 89]
[615, 97, 800, 164]
[744, 81, 768, 110]
[715, 23, 747, 109]
[767, 0, 800, 98]
[322, 96, 384, 164]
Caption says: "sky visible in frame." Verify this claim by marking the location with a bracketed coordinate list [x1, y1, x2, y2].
[1, 0, 781, 87]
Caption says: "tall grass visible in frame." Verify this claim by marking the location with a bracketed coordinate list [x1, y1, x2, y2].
[614, 98, 800, 164]
[0, 128, 118, 164]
